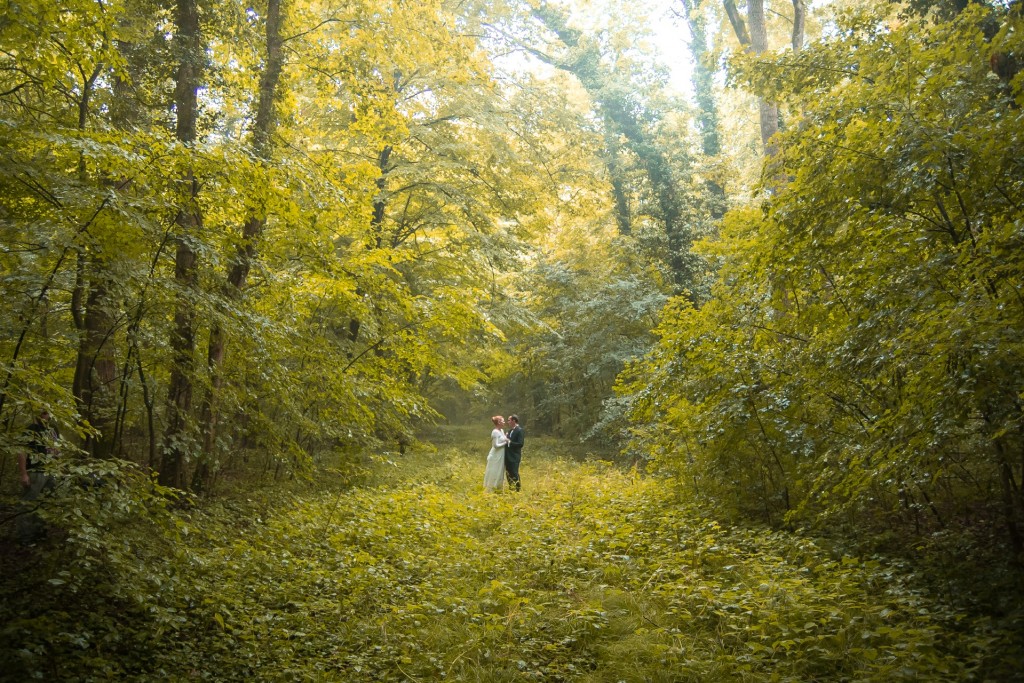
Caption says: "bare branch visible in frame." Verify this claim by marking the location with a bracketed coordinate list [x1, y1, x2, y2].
[282, 16, 357, 43]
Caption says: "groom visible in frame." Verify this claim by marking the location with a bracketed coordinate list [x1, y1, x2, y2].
[504, 415, 524, 492]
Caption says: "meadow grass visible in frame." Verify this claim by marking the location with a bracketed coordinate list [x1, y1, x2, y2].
[178, 437, 1010, 681]
[2, 434, 1017, 681]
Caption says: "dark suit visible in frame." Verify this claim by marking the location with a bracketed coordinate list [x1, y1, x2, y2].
[504, 425, 524, 491]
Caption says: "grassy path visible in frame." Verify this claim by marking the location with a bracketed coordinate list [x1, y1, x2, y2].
[162, 435, 1011, 682]
[2, 434, 1016, 681]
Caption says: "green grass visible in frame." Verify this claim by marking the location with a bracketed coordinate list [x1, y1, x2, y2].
[1, 438, 1019, 681]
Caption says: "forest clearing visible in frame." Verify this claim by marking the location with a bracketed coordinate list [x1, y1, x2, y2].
[1, 432, 1019, 681]
[2, 0, 1024, 679]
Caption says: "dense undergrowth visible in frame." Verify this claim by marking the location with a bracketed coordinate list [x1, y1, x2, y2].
[1, 432, 1021, 681]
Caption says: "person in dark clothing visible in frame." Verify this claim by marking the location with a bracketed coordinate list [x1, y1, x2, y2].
[503, 415, 524, 492]
[17, 410, 58, 543]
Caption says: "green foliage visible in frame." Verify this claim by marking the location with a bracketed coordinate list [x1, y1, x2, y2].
[0, 458, 187, 680]
[0, 437, 1016, 680]
[528, 0, 718, 296]
[621, 4, 1024, 572]
[500, 246, 665, 444]
[3, 1, 1022, 677]
[0, 0, 587, 489]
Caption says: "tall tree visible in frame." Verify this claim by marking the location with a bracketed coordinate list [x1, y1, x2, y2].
[723, 0, 778, 149]
[721, 0, 804, 153]
[64, 2, 120, 459]
[528, 2, 708, 297]
[679, 0, 726, 220]
[160, 0, 204, 488]
[192, 0, 286, 492]
[680, 0, 723, 159]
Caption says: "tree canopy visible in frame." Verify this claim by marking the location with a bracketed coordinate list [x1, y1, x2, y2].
[1, 0, 1022, 677]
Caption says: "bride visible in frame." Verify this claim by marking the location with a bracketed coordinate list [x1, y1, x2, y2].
[483, 415, 508, 492]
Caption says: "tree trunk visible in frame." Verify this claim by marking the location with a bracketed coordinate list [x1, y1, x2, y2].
[681, 0, 722, 160]
[72, 270, 118, 458]
[747, 0, 779, 151]
[530, 4, 698, 295]
[792, 0, 806, 52]
[344, 141, 392, 350]
[681, 0, 726, 220]
[70, 62, 120, 460]
[722, 0, 778, 152]
[372, 144, 393, 248]
[603, 129, 633, 235]
[193, 0, 286, 492]
[160, 0, 203, 489]
[722, 0, 751, 45]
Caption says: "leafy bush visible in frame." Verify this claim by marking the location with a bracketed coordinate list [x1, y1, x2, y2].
[620, 5, 1024, 570]
[2, 441, 1017, 681]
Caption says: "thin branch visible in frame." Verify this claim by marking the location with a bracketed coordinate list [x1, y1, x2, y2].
[765, 7, 794, 25]
[750, 323, 809, 343]
[0, 81, 30, 97]
[817, 264, 852, 317]
[750, 58, 873, 84]
[343, 316, 438, 373]
[282, 16, 357, 43]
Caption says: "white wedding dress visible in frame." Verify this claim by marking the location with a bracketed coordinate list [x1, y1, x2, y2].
[483, 428, 508, 491]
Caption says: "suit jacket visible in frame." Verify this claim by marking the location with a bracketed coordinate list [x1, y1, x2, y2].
[505, 425, 524, 464]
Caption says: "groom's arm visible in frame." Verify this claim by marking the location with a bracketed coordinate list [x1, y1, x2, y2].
[509, 428, 524, 449]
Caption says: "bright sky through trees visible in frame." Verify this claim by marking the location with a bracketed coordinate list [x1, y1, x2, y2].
[569, 0, 697, 95]
[645, 1, 698, 94]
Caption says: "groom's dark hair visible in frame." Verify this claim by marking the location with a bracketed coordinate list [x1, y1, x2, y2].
[509, 414, 519, 424]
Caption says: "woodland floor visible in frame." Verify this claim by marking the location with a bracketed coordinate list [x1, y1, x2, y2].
[1, 430, 1021, 681]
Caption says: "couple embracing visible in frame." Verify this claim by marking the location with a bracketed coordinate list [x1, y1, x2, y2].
[484, 414, 524, 493]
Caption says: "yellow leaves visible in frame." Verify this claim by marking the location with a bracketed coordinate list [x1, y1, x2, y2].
[288, 0, 490, 151]
[2, 0, 127, 96]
